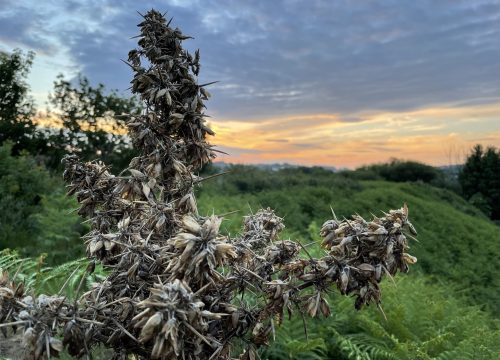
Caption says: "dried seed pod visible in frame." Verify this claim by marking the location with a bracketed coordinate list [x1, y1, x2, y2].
[319, 297, 331, 317]
[139, 312, 163, 343]
[49, 337, 63, 353]
[403, 253, 418, 264]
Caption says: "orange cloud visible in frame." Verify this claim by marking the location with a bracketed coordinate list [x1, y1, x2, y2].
[33, 112, 128, 134]
[33, 103, 500, 168]
[210, 102, 500, 168]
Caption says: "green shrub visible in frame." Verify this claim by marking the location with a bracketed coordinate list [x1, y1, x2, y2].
[0, 143, 85, 264]
[346, 159, 442, 184]
[459, 145, 500, 220]
[0, 143, 51, 250]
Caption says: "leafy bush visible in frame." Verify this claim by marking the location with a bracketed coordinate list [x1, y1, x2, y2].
[0, 143, 85, 264]
[345, 159, 443, 184]
[28, 190, 87, 264]
[0, 143, 51, 250]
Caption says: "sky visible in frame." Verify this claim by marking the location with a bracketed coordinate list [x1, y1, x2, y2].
[1, 0, 499, 168]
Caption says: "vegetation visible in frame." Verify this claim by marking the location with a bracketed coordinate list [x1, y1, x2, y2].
[0, 7, 498, 360]
[0, 142, 50, 250]
[346, 159, 442, 183]
[342, 159, 461, 194]
[198, 165, 500, 316]
[0, 249, 105, 300]
[0, 50, 141, 171]
[2, 250, 498, 360]
[45, 74, 142, 170]
[2, 248, 499, 360]
[264, 275, 500, 360]
[0, 10, 422, 360]
[0, 143, 85, 264]
[459, 144, 500, 220]
[0, 50, 43, 155]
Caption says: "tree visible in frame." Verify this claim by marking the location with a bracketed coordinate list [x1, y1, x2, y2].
[0, 49, 43, 155]
[351, 159, 442, 183]
[459, 144, 500, 220]
[47, 74, 142, 169]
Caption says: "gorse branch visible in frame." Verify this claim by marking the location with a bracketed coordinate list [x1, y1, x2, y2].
[0, 9, 417, 360]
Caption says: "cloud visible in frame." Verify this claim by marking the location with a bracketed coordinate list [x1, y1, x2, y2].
[0, 5, 57, 54]
[2, 0, 500, 118]
[266, 139, 289, 143]
[1, 0, 500, 167]
[210, 102, 500, 167]
[214, 145, 264, 157]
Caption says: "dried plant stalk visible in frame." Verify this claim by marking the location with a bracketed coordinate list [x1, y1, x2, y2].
[0, 9, 418, 360]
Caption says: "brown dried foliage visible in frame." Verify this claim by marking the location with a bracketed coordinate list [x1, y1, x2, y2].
[0, 10, 418, 360]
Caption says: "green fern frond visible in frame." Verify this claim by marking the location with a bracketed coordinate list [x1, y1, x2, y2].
[0, 249, 106, 299]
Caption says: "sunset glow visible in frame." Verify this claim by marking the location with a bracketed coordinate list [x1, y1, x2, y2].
[2, 1, 500, 168]
[211, 102, 500, 168]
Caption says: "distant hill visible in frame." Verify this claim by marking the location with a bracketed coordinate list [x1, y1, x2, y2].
[211, 161, 338, 172]
[211, 160, 463, 174]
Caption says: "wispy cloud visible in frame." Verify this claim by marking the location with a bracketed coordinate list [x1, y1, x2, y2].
[211, 103, 500, 168]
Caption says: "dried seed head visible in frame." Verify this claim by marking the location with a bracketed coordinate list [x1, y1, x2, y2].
[0, 10, 420, 360]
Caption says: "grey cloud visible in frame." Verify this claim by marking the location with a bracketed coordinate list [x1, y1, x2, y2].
[0, 5, 57, 53]
[266, 139, 289, 143]
[370, 146, 402, 153]
[214, 145, 263, 156]
[1, 0, 500, 119]
[340, 116, 365, 123]
[292, 143, 318, 148]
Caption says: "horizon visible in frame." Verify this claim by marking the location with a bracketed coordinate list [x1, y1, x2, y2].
[210, 159, 464, 171]
[1, 1, 499, 168]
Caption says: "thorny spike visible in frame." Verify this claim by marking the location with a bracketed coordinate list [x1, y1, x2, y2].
[330, 205, 338, 221]
[199, 81, 220, 87]
[0, 9, 418, 360]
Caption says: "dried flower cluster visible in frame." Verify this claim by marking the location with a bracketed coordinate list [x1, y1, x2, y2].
[0, 9, 418, 360]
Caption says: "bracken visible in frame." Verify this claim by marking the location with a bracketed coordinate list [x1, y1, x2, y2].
[0, 9, 418, 360]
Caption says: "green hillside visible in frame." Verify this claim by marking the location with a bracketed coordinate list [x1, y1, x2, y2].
[1, 155, 499, 359]
[197, 166, 500, 315]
